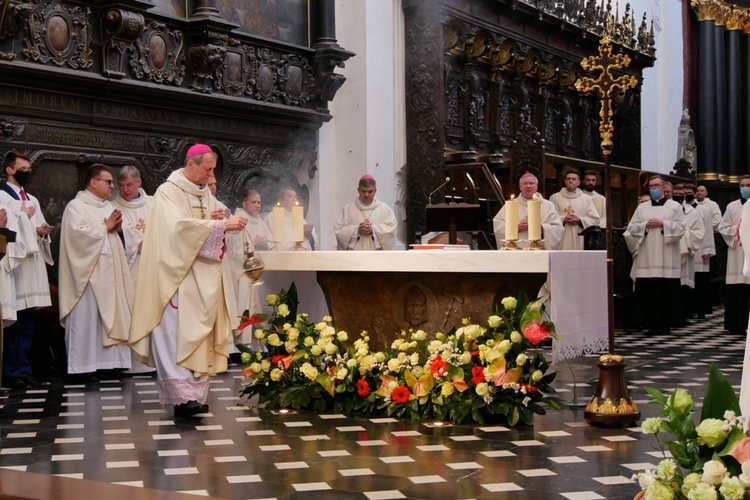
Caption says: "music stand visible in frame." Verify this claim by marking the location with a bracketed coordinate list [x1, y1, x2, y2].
[425, 203, 481, 245]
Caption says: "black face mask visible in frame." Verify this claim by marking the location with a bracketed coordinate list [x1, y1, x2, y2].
[685, 194, 695, 203]
[672, 195, 685, 204]
[13, 170, 31, 187]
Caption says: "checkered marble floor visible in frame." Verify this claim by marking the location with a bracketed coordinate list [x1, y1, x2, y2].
[0, 309, 742, 499]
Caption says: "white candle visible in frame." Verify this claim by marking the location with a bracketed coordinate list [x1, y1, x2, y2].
[272, 204, 284, 242]
[505, 196, 518, 241]
[527, 196, 542, 241]
[292, 203, 304, 242]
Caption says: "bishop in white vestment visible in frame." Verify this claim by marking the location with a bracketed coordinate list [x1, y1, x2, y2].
[129, 145, 248, 416]
[334, 175, 397, 250]
[625, 177, 685, 334]
[719, 182, 750, 335]
[58, 165, 133, 374]
[549, 171, 600, 250]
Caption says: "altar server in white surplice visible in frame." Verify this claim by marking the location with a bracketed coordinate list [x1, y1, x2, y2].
[685, 184, 716, 320]
[58, 164, 133, 375]
[672, 184, 704, 328]
[129, 144, 248, 418]
[335, 175, 397, 251]
[264, 187, 317, 251]
[0, 204, 17, 328]
[226, 189, 270, 350]
[626, 175, 685, 335]
[111, 166, 155, 375]
[719, 176, 750, 336]
[735, 191, 750, 418]
[0, 151, 53, 389]
[696, 185, 722, 232]
[549, 170, 600, 250]
[582, 170, 607, 228]
[493, 172, 563, 250]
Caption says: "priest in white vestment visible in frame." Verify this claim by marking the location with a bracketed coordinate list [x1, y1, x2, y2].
[111, 166, 155, 375]
[719, 177, 750, 335]
[672, 185, 704, 327]
[685, 184, 716, 320]
[0, 151, 53, 388]
[582, 170, 606, 228]
[129, 144, 248, 418]
[493, 172, 563, 250]
[227, 189, 269, 350]
[549, 170, 600, 250]
[625, 176, 686, 335]
[696, 185, 722, 232]
[58, 164, 133, 375]
[334, 175, 397, 251]
[263, 187, 317, 251]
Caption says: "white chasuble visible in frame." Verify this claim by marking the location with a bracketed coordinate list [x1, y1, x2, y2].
[678, 204, 704, 288]
[692, 203, 716, 273]
[58, 191, 134, 372]
[737, 200, 750, 418]
[625, 199, 686, 279]
[112, 188, 152, 282]
[0, 186, 52, 310]
[492, 197, 563, 250]
[719, 200, 750, 285]
[129, 169, 236, 377]
[549, 188, 600, 250]
[584, 190, 607, 228]
[334, 198, 397, 250]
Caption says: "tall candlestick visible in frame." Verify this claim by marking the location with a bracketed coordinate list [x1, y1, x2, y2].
[272, 204, 284, 242]
[292, 203, 304, 242]
[527, 197, 542, 240]
[505, 196, 518, 241]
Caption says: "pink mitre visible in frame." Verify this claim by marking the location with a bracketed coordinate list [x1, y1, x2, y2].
[360, 174, 375, 181]
[186, 143, 213, 158]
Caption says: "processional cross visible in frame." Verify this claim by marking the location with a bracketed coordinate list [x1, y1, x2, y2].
[574, 36, 640, 427]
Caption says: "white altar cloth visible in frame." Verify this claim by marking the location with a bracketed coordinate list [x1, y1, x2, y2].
[256, 250, 608, 364]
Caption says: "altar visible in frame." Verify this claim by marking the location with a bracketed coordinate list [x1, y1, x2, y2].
[256, 250, 608, 364]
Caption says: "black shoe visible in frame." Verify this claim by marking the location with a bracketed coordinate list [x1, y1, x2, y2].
[174, 400, 209, 418]
[19, 374, 44, 388]
[3, 377, 30, 390]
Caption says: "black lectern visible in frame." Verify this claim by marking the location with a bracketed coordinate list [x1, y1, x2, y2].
[425, 203, 481, 245]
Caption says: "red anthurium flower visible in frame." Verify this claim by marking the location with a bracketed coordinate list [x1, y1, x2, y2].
[391, 385, 411, 404]
[271, 354, 293, 369]
[520, 383, 539, 393]
[729, 437, 750, 464]
[237, 310, 268, 331]
[356, 379, 371, 397]
[471, 366, 485, 385]
[522, 321, 551, 346]
[242, 366, 254, 378]
[430, 355, 448, 378]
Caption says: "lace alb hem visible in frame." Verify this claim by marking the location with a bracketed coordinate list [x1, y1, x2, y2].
[552, 338, 609, 365]
[158, 377, 209, 405]
[199, 220, 225, 261]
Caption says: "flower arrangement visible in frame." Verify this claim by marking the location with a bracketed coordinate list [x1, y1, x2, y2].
[237, 283, 563, 426]
[634, 364, 750, 500]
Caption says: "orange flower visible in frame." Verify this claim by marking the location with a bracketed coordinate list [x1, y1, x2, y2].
[729, 436, 750, 464]
[391, 385, 411, 404]
[356, 379, 370, 397]
[522, 321, 551, 345]
[430, 355, 448, 378]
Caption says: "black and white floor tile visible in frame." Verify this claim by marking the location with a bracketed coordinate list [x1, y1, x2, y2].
[0, 310, 742, 499]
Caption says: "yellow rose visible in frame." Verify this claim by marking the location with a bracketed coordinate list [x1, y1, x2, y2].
[510, 331, 522, 343]
[265, 294, 279, 305]
[441, 383, 455, 397]
[412, 330, 427, 341]
[516, 353, 527, 366]
[487, 315, 501, 328]
[531, 370, 543, 382]
[240, 352, 251, 364]
[346, 359, 357, 368]
[337, 331, 348, 342]
[375, 352, 386, 362]
[270, 368, 283, 381]
[310, 345, 322, 356]
[458, 352, 471, 365]
[387, 358, 401, 372]
[324, 343, 338, 355]
[501, 297, 517, 310]
[475, 382, 489, 396]
[260, 359, 271, 372]
[277, 304, 290, 317]
[304, 336, 315, 347]
[254, 329, 266, 339]
[266, 333, 281, 346]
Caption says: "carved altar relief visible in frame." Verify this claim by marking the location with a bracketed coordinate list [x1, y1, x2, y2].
[23, 1, 92, 69]
[131, 22, 185, 85]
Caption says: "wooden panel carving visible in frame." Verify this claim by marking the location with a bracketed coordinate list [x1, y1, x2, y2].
[131, 22, 185, 85]
[23, 1, 92, 69]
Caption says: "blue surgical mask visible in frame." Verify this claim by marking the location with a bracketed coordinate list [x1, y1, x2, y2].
[650, 189, 662, 199]
[741, 188, 750, 199]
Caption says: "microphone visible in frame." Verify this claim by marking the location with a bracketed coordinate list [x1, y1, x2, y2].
[428, 177, 451, 203]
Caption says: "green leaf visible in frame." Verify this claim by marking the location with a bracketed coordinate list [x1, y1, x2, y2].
[700, 363, 741, 421]
[644, 386, 667, 405]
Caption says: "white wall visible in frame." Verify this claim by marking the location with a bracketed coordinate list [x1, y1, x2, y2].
[315, 0, 407, 250]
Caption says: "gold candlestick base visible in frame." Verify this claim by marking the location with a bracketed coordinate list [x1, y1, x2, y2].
[501, 239, 519, 250]
[525, 239, 545, 250]
[293, 241, 305, 251]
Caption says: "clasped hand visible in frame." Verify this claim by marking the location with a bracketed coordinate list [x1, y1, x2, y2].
[359, 219, 372, 236]
[104, 209, 123, 232]
[645, 218, 663, 229]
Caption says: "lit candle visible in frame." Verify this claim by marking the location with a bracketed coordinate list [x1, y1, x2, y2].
[527, 194, 542, 241]
[272, 203, 284, 242]
[292, 202, 304, 242]
[505, 195, 518, 241]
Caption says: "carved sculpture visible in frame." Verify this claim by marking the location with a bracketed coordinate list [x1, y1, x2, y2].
[102, 9, 144, 78]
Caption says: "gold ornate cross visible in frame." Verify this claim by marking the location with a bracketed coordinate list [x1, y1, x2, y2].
[574, 36, 639, 156]
[135, 218, 146, 232]
[563, 205, 575, 216]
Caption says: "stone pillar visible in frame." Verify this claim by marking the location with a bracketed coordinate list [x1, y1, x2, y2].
[311, 0, 337, 48]
[191, 0, 220, 19]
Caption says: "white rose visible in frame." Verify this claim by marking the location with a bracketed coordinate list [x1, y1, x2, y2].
[475, 382, 489, 396]
[702, 459, 729, 486]
[270, 368, 283, 381]
[277, 304, 290, 317]
[346, 359, 357, 368]
[310, 345, 322, 356]
[357, 348, 368, 357]
[240, 352, 251, 364]
[375, 352, 386, 362]
[484, 349, 501, 364]
[410, 352, 420, 366]
[250, 362, 262, 374]
[516, 353, 528, 366]
[335, 368, 348, 380]
[391, 339, 404, 350]
[283, 323, 292, 331]
[304, 336, 315, 347]
[497, 340, 511, 354]
[315, 322, 327, 331]
[487, 315, 501, 328]
[531, 370, 543, 382]
[287, 328, 299, 340]
[510, 331, 522, 343]
[441, 383, 455, 397]
[636, 472, 656, 490]
[266, 333, 281, 346]
[265, 294, 279, 305]
[325, 343, 338, 355]
[254, 329, 267, 339]
[323, 326, 336, 338]
[260, 359, 271, 372]
[337, 331, 348, 342]
[284, 339, 298, 352]
[412, 330, 427, 341]
[322, 315, 333, 323]
[387, 358, 401, 372]
[458, 351, 471, 365]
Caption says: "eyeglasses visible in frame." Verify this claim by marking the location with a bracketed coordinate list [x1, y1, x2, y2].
[95, 178, 115, 186]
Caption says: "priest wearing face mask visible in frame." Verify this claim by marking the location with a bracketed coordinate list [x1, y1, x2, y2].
[718, 175, 750, 336]
[0, 150, 53, 389]
[625, 175, 686, 335]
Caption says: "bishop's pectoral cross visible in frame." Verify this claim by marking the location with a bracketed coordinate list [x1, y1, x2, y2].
[135, 218, 146, 232]
[563, 205, 576, 216]
[192, 195, 206, 219]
